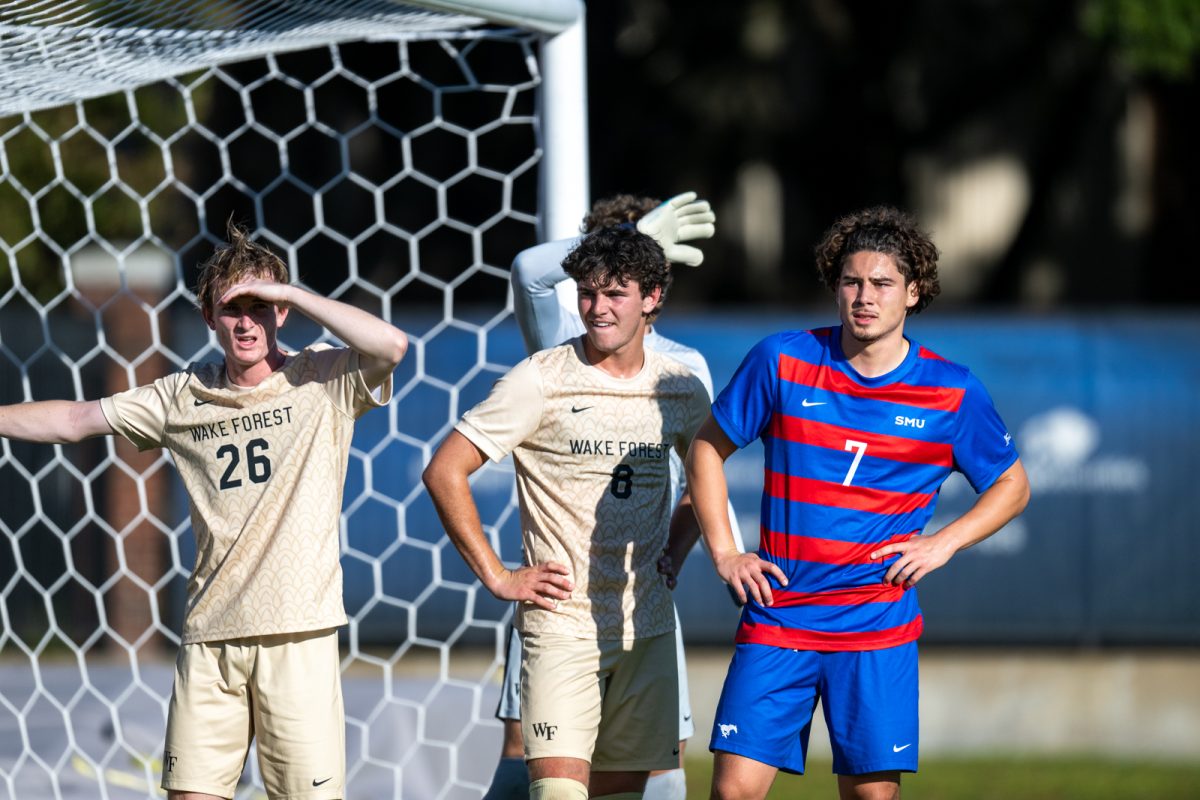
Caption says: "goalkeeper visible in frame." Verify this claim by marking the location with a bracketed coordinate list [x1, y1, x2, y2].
[0, 222, 408, 800]
[482, 192, 746, 800]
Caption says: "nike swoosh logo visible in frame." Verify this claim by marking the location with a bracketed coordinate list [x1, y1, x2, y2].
[892, 743, 912, 753]
[571, 405, 593, 413]
[312, 777, 333, 786]
[194, 398, 215, 406]
[683, 714, 692, 722]
[801, 399, 825, 407]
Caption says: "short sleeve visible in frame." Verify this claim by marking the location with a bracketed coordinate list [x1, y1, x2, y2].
[456, 358, 546, 462]
[314, 346, 392, 418]
[953, 371, 1019, 493]
[673, 374, 713, 460]
[711, 334, 781, 448]
[100, 373, 187, 450]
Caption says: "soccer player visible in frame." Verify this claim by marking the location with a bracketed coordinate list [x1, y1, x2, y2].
[0, 222, 408, 800]
[685, 206, 1030, 800]
[485, 191, 746, 800]
[423, 225, 711, 800]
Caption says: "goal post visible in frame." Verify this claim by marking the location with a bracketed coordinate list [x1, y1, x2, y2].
[0, 2, 588, 797]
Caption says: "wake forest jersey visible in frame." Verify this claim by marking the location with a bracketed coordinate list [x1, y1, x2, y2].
[713, 327, 1018, 652]
[100, 345, 391, 644]
[457, 339, 710, 641]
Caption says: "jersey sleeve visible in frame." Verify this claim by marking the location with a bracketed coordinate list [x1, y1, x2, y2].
[314, 345, 393, 418]
[711, 334, 781, 449]
[455, 357, 546, 462]
[673, 374, 712, 460]
[510, 237, 584, 353]
[953, 371, 1019, 493]
[100, 373, 187, 450]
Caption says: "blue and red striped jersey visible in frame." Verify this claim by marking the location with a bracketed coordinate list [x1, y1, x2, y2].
[712, 326, 1018, 651]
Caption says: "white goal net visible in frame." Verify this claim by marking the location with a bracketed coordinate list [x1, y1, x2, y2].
[0, 1, 585, 797]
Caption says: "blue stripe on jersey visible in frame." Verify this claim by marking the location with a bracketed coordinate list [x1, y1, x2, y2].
[743, 591, 921, 636]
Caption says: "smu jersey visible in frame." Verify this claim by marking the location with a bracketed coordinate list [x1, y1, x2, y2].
[712, 327, 1018, 651]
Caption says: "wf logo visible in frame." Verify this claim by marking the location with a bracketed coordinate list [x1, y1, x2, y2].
[531, 722, 558, 740]
[718, 723, 738, 738]
[164, 752, 178, 773]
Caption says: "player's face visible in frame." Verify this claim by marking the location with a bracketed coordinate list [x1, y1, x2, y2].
[204, 282, 288, 372]
[837, 250, 918, 347]
[576, 275, 659, 357]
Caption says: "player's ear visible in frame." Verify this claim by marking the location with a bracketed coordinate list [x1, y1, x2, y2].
[906, 280, 919, 309]
[275, 304, 289, 327]
[641, 286, 661, 316]
[201, 303, 216, 330]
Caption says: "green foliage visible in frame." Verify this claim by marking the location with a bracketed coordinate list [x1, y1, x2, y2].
[686, 756, 1200, 799]
[1083, 0, 1200, 79]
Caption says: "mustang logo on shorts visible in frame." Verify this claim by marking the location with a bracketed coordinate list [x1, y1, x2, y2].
[718, 723, 739, 738]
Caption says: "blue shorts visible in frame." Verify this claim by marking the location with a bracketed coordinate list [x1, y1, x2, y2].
[709, 642, 919, 776]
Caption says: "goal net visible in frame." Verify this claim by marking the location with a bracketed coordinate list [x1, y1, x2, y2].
[0, 1, 586, 797]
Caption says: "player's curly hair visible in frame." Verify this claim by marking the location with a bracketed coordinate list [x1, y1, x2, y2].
[581, 194, 661, 233]
[813, 206, 941, 315]
[562, 225, 672, 315]
[195, 219, 289, 312]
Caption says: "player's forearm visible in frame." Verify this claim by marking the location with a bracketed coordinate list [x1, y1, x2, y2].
[665, 492, 703, 574]
[281, 286, 408, 384]
[422, 453, 507, 594]
[0, 400, 111, 444]
[685, 436, 741, 563]
[932, 459, 1031, 554]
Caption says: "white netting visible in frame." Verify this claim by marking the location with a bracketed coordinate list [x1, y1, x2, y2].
[0, 5, 558, 797]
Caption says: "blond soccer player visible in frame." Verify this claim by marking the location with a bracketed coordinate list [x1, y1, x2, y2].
[0, 223, 408, 800]
[424, 226, 711, 800]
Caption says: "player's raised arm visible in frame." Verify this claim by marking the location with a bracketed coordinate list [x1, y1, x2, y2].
[686, 415, 787, 606]
[0, 399, 113, 444]
[510, 237, 580, 353]
[422, 430, 573, 611]
[218, 280, 408, 389]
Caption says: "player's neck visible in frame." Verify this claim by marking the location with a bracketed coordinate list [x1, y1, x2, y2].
[581, 336, 646, 379]
[841, 327, 909, 379]
[225, 349, 286, 387]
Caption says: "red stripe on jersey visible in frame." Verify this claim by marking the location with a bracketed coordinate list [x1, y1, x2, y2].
[778, 353, 965, 412]
[918, 345, 945, 361]
[766, 469, 934, 515]
[760, 528, 916, 565]
[770, 583, 906, 608]
[735, 617, 924, 651]
[769, 414, 953, 467]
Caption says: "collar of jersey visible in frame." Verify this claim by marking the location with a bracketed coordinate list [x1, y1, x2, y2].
[828, 325, 920, 387]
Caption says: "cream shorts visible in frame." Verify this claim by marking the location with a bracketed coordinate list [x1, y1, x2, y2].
[161, 627, 345, 799]
[520, 630, 679, 772]
[498, 610, 695, 741]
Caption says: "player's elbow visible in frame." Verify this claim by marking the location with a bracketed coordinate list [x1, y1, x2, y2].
[384, 327, 409, 368]
[1004, 459, 1032, 516]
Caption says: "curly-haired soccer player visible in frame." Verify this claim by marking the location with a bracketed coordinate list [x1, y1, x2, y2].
[687, 206, 1030, 800]
[424, 226, 711, 800]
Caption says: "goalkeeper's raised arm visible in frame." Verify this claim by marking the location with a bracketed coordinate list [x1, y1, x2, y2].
[509, 191, 715, 353]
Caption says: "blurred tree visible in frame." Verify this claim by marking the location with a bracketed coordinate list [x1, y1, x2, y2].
[1083, 0, 1200, 79]
[586, 0, 1200, 309]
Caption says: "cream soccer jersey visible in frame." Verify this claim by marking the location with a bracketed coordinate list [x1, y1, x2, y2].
[456, 338, 710, 640]
[100, 344, 391, 644]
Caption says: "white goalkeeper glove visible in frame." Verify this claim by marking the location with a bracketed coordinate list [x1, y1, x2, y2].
[636, 191, 716, 267]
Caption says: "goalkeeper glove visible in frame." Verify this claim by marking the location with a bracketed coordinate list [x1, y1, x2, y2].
[636, 191, 716, 267]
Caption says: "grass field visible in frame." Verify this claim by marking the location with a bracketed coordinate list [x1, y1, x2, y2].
[683, 756, 1200, 799]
